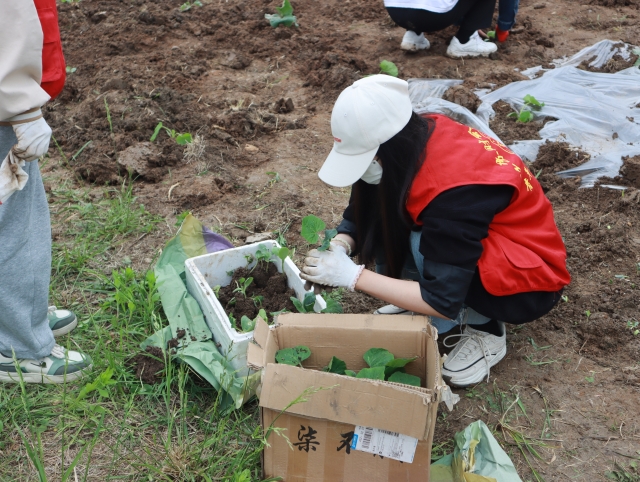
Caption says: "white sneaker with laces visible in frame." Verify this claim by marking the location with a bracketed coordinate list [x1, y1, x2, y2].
[446, 31, 497, 58]
[373, 304, 415, 315]
[441, 322, 506, 387]
[0, 344, 92, 384]
[401, 31, 430, 52]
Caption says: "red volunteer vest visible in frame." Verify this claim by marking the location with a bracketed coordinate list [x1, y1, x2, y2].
[34, 0, 66, 99]
[406, 115, 570, 296]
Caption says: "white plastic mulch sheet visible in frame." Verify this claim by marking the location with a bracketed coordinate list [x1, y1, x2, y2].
[408, 40, 640, 187]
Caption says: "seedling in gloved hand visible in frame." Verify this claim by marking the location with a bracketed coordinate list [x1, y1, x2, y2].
[265, 0, 299, 28]
[301, 215, 337, 251]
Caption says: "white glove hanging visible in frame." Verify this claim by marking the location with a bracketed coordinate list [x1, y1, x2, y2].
[300, 245, 364, 291]
[0, 152, 28, 205]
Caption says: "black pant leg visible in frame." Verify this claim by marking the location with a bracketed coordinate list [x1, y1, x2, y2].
[386, 0, 496, 43]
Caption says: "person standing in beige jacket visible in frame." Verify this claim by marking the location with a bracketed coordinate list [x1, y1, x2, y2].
[0, 0, 92, 384]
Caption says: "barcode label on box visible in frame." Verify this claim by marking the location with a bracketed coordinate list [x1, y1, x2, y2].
[350, 426, 418, 463]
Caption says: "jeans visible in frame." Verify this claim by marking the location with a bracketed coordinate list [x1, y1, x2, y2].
[376, 231, 491, 334]
[497, 0, 519, 31]
[0, 126, 54, 359]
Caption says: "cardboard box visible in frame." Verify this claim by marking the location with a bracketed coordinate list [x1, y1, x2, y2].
[248, 313, 442, 482]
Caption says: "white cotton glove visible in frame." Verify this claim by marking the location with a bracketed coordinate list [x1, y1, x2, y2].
[300, 247, 364, 291]
[12, 117, 52, 162]
[303, 241, 352, 293]
[0, 153, 28, 205]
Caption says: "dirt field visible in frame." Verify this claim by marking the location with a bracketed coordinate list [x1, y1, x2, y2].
[42, 0, 640, 479]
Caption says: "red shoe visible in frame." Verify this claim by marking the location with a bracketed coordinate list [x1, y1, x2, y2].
[495, 27, 509, 43]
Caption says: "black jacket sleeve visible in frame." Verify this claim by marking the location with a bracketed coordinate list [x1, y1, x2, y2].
[417, 184, 514, 319]
[336, 190, 357, 243]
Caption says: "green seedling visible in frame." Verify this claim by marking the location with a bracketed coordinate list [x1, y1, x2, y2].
[508, 94, 545, 123]
[272, 246, 291, 273]
[626, 320, 639, 336]
[291, 292, 316, 313]
[486, 30, 496, 39]
[252, 295, 264, 307]
[282, 346, 419, 386]
[233, 277, 253, 297]
[356, 367, 386, 380]
[175, 210, 190, 227]
[275, 345, 311, 366]
[240, 309, 268, 332]
[66, 66, 77, 74]
[179, 0, 202, 11]
[265, 0, 298, 28]
[379, 60, 399, 77]
[291, 292, 344, 314]
[244, 254, 255, 266]
[325, 356, 347, 374]
[301, 215, 337, 251]
[150, 122, 193, 145]
[523, 94, 545, 109]
[213, 285, 221, 297]
[508, 108, 534, 123]
[255, 244, 272, 265]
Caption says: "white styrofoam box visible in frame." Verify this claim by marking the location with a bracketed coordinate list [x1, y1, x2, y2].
[185, 240, 325, 376]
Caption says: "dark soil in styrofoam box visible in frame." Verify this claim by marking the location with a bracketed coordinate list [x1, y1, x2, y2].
[217, 264, 297, 330]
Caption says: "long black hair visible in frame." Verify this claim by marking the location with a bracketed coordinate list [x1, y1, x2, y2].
[353, 112, 435, 278]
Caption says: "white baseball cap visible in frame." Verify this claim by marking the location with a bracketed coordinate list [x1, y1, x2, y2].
[318, 74, 413, 187]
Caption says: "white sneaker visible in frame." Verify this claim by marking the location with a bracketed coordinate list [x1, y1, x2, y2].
[401, 31, 430, 52]
[446, 31, 497, 58]
[373, 304, 415, 315]
[0, 344, 92, 384]
[441, 322, 506, 387]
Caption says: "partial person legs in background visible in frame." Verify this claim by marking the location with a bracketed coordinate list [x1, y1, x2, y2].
[0, 125, 91, 384]
[496, 0, 520, 41]
[386, 0, 498, 58]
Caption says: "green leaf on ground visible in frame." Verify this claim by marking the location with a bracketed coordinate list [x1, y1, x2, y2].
[388, 371, 421, 387]
[276, 0, 294, 17]
[344, 369, 357, 377]
[325, 356, 347, 374]
[356, 366, 386, 380]
[363, 348, 394, 368]
[175, 133, 192, 145]
[379, 60, 399, 77]
[301, 215, 326, 244]
[276, 345, 311, 365]
[265, 0, 298, 28]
